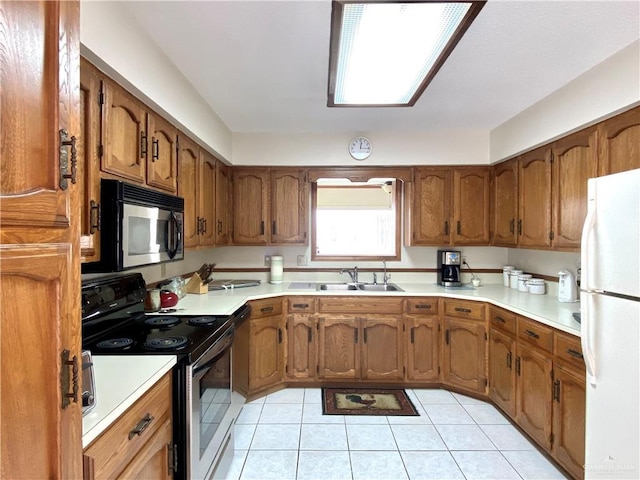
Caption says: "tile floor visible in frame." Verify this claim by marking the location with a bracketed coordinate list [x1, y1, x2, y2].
[224, 388, 568, 480]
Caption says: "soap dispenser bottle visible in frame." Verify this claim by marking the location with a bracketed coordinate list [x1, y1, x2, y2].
[558, 269, 577, 302]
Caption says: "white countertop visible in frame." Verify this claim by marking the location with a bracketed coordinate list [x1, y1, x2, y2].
[169, 281, 582, 336]
[82, 355, 176, 448]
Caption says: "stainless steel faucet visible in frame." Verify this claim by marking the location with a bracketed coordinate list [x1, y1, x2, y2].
[340, 266, 358, 283]
[382, 260, 390, 285]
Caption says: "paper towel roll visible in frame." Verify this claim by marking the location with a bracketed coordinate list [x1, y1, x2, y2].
[270, 256, 284, 284]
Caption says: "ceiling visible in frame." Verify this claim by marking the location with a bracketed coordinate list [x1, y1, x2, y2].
[124, 1, 640, 134]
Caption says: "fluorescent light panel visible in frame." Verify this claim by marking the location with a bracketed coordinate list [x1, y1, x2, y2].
[329, 1, 483, 106]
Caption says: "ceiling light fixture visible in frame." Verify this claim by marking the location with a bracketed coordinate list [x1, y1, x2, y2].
[327, 1, 485, 107]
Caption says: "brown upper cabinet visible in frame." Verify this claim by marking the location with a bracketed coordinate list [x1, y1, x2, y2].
[146, 112, 178, 194]
[597, 105, 640, 176]
[215, 161, 232, 245]
[551, 126, 597, 250]
[518, 146, 553, 248]
[491, 159, 518, 247]
[408, 167, 490, 246]
[178, 135, 217, 249]
[233, 167, 309, 245]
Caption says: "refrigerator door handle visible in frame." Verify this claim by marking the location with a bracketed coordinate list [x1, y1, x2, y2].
[581, 291, 597, 386]
[580, 182, 597, 292]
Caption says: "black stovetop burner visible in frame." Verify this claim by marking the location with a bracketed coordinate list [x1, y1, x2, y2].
[81, 273, 248, 364]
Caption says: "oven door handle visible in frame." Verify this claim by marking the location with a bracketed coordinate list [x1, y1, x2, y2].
[167, 211, 182, 259]
[192, 327, 234, 374]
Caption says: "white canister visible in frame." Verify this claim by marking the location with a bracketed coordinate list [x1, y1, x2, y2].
[270, 255, 284, 284]
[509, 269, 523, 289]
[503, 266, 515, 287]
[518, 274, 532, 292]
[527, 278, 546, 295]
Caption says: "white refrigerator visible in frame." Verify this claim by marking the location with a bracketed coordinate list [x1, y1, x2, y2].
[581, 168, 640, 479]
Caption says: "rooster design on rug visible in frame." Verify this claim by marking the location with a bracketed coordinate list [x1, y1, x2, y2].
[345, 394, 377, 408]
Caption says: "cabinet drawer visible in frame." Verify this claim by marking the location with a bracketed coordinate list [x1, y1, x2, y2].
[489, 306, 516, 335]
[518, 316, 554, 353]
[288, 297, 316, 313]
[318, 297, 404, 314]
[250, 297, 283, 318]
[443, 299, 485, 320]
[83, 372, 172, 479]
[406, 298, 438, 315]
[555, 331, 584, 369]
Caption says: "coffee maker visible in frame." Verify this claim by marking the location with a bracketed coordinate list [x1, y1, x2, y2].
[437, 250, 462, 287]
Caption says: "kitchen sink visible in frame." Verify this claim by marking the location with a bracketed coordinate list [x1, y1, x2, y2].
[316, 282, 403, 292]
[318, 283, 359, 291]
[358, 283, 403, 292]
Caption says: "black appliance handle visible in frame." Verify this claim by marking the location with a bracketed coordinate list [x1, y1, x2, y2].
[167, 211, 182, 259]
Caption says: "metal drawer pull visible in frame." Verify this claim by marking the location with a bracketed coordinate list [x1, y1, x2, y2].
[60, 349, 79, 408]
[525, 329, 540, 339]
[260, 306, 274, 313]
[90, 200, 101, 234]
[506, 351, 512, 369]
[455, 307, 472, 314]
[495, 316, 506, 323]
[129, 413, 154, 440]
[415, 304, 432, 309]
[515, 357, 521, 375]
[410, 327, 415, 343]
[566, 348, 583, 359]
[292, 304, 309, 309]
[59, 129, 77, 190]
[553, 380, 561, 402]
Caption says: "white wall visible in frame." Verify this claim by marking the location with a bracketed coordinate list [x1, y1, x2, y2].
[507, 249, 580, 280]
[490, 40, 640, 163]
[80, 1, 233, 161]
[232, 130, 489, 166]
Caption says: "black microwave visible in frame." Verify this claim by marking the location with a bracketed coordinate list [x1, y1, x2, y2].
[82, 179, 184, 273]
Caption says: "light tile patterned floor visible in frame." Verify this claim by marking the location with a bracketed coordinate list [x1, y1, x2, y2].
[224, 388, 568, 480]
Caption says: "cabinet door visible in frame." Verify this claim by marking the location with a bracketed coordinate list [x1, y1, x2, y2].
[410, 168, 451, 245]
[489, 328, 516, 418]
[215, 161, 232, 245]
[177, 135, 200, 248]
[232, 168, 270, 245]
[598, 106, 640, 176]
[147, 113, 177, 193]
[552, 363, 585, 480]
[0, 1, 75, 229]
[515, 342, 553, 449]
[405, 315, 439, 381]
[79, 59, 102, 262]
[249, 315, 285, 392]
[518, 147, 552, 248]
[317, 317, 359, 379]
[552, 126, 597, 250]
[491, 159, 518, 247]
[442, 317, 487, 393]
[198, 151, 216, 247]
[271, 169, 308, 244]
[361, 316, 403, 380]
[1, 245, 82, 479]
[101, 80, 146, 183]
[115, 419, 173, 480]
[452, 167, 490, 245]
[287, 314, 316, 380]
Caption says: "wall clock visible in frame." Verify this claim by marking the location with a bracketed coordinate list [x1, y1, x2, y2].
[349, 136, 372, 160]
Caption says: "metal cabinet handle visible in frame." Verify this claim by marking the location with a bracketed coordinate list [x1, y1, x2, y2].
[445, 329, 450, 345]
[272, 221, 277, 235]
[553, 380, 561, 402]
[455, 307, 472, 314]
[506, 351, 512, 369]
[410, 327, 415, 343]
[278, 328, 282, 344]
[525, 329, 540, 339]
[202, 218, 207, 234]
[515, 357, 521, 375]
[457, 220, 461, 235]
[217, 220, 222, 234]
[197, 217, 202, 234]
[363, 327, 368, 343]
[415, 304, 432, 310]
[260, 306, 274, 313]
[494, 316, 506, 323]
[90, 200, 101, 234]
[566, 349, 583, 359]
[60, 349, 79, 408]
[292, 303, 309, 309]
[444, 221, 449, 235]
[354, 329, 358, 344]
[59, 129, 77, 190]
[307, 328, 312, 343]
[128, 413, 155, 440]
[140, 131, 148, 157]
[518, 219, 522, 235]
[509, 219, 515, 234]
[151, 137, 159, 161]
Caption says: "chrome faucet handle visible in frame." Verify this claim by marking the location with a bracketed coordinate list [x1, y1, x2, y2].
[373, 272, 377, 284]
[353, 266, 358, 283]
[382, 260, 389, 285]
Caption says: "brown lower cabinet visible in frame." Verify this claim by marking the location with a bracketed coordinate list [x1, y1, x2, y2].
[404, 297, 440, 382]
[83, 372, 174, 480]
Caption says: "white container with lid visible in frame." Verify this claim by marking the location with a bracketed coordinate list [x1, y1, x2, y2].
[503, 266, 515, 286]
[527, 278, 546, 295]
[270, 255, 284, 284]
[509, 269, 523, 289]
[518, 274, 532, 292]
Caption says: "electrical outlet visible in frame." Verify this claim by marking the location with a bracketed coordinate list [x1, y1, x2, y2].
[264, 255, 271, 266]
[297, 255, 308, 266]
[462, 256, 467, 265]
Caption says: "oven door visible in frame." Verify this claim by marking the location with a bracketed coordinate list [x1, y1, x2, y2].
[188, 326, 239, 480]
